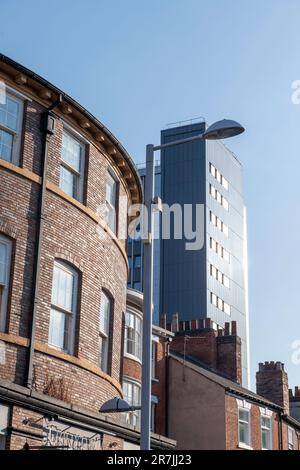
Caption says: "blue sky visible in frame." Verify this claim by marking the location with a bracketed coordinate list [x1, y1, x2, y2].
[1, 0, 300, 389]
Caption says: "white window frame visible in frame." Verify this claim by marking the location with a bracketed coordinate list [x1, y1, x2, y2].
[124, 309, 142, 362]
[105, 171, 118, 234]
[288, 426, 295, 450]
[48, 260, 78, 355]
[60, 128, 85, 202]
[0, 403, 9, 450]
[99, 291, 111, 373]
[261, 415, 272, 450]
[0, 89, 24, 166]
[0, 235, 12, 332]
[122, 378, 141, 428]
[151, 395, 158, 432]
[238, 407, 251, 449]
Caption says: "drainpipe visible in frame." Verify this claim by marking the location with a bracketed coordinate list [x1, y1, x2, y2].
[26, 94, 63, 389]
[165, 337, 171, 437]
[278, 411, 283, 450]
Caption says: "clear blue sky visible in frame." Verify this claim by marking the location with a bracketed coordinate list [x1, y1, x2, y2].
[1, 0, 300, 389]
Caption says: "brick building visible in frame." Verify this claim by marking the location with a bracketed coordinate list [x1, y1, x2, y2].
[0, 54, 175, 450]
[165, 316, 300, 450]
[290, 387, 300, 424]
[122, 288, 173, 440]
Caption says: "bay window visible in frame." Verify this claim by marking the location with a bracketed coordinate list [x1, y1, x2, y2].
[0, 235, 12, 332]
[48, 261, 78, 354]
[123, 379, 141, 428]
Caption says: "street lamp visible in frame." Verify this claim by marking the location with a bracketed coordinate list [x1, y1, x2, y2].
[99, 397, 141, 413]
[141, 119, 245, 450]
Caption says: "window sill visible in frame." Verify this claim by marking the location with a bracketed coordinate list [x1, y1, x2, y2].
[124, 352, 142, 364]
[238, 443, 253, 450]
[47, 343, 72, 355]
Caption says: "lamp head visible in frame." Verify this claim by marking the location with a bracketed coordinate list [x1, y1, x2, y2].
[99, 397, 140, 413]
[203, 119, 245, 140]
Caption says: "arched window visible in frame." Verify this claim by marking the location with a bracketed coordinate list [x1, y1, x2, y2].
[0, 235, 12, 332]
[48, 260, 79, 354]
[99, 291, 112, 373]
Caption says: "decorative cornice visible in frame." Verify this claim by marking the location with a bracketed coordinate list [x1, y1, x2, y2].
[0, 54, 142, 205]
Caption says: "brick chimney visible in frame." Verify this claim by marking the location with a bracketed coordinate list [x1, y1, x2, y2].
[217, 321, 242, 384]
[169, 315, 242, 384]
[289, 386, 300, 422]
[256, 362, 289, 413]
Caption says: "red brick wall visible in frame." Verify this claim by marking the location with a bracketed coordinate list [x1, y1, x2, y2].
[170, 321, 242, 384]
[123, 357, 142, 382]
[225, 395, 280, 450]
[0, 171, 39, 339]
[217, 335, 242, 384]
[152, 339, 168, 436]
[256, 362, 290, 414]
[170, 329, 217, 369]
[0, 86, 134, 412]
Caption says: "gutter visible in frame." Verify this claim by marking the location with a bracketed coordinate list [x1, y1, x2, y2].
[278, 411, 283, 450]
[165, 338, 170, 437]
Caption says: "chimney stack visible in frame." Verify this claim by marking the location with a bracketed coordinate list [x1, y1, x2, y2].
[256, 362, 289, 413]
[216, 321, 242, 384]
[170, 319, 242, 383]
[289, 386, 300, 422]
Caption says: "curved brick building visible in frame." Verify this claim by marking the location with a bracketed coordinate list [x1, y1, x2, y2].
[0, 55, 174, 450]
